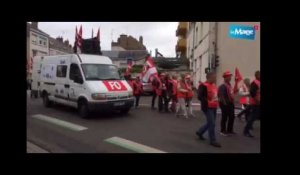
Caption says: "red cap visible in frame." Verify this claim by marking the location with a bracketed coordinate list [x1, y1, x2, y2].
[223, 71, 232, 78]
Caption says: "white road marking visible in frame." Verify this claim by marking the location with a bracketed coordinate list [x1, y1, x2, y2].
[31, 114, 87, 131]
[104, 136, 167, 153]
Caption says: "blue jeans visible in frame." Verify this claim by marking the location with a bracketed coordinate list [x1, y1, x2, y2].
[198, 108, 217, 143]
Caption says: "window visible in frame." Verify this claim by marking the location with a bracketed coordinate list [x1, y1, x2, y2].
[200, 22, 204, 42]
[81, 64, 121, 80]
[56, 65, 67, 77]
[44, 41, 46, 46]
[39, 40, 42, 45]
[70, 64, 82, 80]
[195, 27, 198, 47]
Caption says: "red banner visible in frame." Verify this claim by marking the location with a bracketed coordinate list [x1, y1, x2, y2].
[103, 81, 127, 91]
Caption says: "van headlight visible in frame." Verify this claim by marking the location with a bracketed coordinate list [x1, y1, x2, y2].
[91, 93, 107, 100]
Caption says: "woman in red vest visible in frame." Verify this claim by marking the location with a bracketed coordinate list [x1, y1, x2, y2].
[196, 71, 221, 147]
[169, 74, 178, 112]
[176, 74, 189, 118]
[133, 76, 143, 109]
[185, 74, 195, 118]
[236, 78, 251, 121]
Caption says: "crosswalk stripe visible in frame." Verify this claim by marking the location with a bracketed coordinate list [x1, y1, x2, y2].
[104, 136, 167, 153]
[31, 114, 88, 131]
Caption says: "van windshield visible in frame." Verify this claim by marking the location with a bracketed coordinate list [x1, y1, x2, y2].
[81, 64, 121, 81]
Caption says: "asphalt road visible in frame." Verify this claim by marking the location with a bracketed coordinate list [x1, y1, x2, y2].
[27, 91, 260, 153]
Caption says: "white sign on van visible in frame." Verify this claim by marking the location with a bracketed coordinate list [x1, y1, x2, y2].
[42, 64, 56, 80]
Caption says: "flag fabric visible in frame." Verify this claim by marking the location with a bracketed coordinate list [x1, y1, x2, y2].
[96, 28, 100, 41]
[235, 67, 243, 82]
[77, 25, 83, 53]
[141, 56, 158, 83]
[125, 58, 133, 76]
[234, 67, 243, 94]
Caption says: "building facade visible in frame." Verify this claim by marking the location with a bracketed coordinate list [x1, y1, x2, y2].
[27, 22, 50, 79]
[175, 22, 187, 58]
[49, 37, 73, 56]
[187, 22, 260, 86]
[112, 34, 146, 51]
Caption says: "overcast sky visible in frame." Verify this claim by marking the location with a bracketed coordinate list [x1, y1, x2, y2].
[38, 22, 178, 57]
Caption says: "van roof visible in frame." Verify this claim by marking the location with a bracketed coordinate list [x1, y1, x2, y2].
[78, 54, 112, 65]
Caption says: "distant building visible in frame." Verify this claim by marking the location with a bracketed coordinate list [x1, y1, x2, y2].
[112, 34, 146, 51]
[49, 37, 73, 55]
[27, 22, 49, 79]
[175, 22, 187, 58]
[102, 50, 148, 68]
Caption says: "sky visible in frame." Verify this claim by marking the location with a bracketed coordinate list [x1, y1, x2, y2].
[38, 22, 178, 57]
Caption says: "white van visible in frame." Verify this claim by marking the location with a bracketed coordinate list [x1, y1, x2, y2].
[33, 54, 134, 118]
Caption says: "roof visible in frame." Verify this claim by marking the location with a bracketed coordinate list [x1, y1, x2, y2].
[27, 23, 49, 37]
[102, 50, 148, 61]
[49, 37, 73, 53]
[78, 54, 112, 64]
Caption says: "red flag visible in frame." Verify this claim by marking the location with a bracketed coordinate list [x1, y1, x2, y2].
[125, 59, 133, 76]
[76, 25, 83, 53]
[141, 55, 158, 83]
[75, 26, 78, 48]
[92, 28, 94, 38]
[96, 28, 100, 41]
[235, 67, 243, 82]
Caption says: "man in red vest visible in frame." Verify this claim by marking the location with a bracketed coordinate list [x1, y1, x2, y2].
[133, 76, 143, 109]
[218, 71, 236, 136]
[244, 71, 260, 137]
[185, 74, 195, 117]
[196, 72, 221, 147]
[169, 74, 178, 112]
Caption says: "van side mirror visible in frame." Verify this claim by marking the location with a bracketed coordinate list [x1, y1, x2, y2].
[74, 75, 83, 84]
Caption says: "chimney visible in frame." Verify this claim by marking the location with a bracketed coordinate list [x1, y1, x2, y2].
[64, 40, 69, 45]
[32, 22, 38, 29]
[139, 36, 143, 44]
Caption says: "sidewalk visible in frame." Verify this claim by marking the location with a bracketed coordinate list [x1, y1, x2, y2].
[27, 141, 49, 153]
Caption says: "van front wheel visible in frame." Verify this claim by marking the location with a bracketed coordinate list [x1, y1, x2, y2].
[78, 101, 89, 118]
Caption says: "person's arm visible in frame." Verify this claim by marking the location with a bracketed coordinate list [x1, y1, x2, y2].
[218, 85, 227, 105]
[198, 84, 207, 102]
[250, 82, 259, 103]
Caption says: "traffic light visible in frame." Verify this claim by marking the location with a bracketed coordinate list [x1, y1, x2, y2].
[215, 55, 220, 68]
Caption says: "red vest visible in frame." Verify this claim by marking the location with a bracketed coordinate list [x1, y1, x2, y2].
[240, 84, 249, 105]
[133, 81, 143, 95]
[177, 81, 188, 98]
[172, 80, 178, 96]
[250, 79, 260, 105]
[203, 82, 218, 108]
[156, 79, 163, 96]
[186, 82, 193, 98]
[224, 82, 234, 102]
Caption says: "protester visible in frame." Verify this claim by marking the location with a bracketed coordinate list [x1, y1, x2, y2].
[176, 74, 189, 118]
[196, 71, 221, 147]
[169, 74, 178, 112]
[185, 74, 195, 118]
[244, 71, 260, 137]
[151, 76, 158, 110]
[133, 76, 143, 108]
[218, 71, 236, 136]
[237, 78, 251, 121]
[157, 73, 169, 112]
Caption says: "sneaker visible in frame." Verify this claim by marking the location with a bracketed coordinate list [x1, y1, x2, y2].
[220, 132, 228, 136]
[210, 142, 221, 148]
[183, 115, 189, 119]
[244, 132, 254, 138]
[196, 132, 206, 140]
